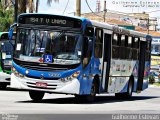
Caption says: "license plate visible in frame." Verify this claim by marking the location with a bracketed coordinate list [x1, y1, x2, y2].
[36, 82, 47, 88]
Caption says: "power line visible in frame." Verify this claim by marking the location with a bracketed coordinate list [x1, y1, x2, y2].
[85, 0, 104, 18]
[85, 0, 141, 20]
[63, 0, 69, 15]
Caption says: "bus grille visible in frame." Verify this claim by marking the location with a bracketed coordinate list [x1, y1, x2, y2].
[13, 58, 80, 72]
[20, 64, 67, 71]
[25, 75, 59, 80]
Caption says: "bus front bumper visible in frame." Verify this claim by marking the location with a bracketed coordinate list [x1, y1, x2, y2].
[10, 73, 80, 94]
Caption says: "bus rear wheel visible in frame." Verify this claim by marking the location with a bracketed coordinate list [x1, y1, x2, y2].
[29, 91, 45, 102]
[115, 79, 133, 99]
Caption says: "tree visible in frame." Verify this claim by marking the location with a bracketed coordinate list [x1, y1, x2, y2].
[2, 0, 59, 14]
[35, 0, 59, 13]
[0, 1, 14, 31]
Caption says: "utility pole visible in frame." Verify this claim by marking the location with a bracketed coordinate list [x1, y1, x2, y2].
[76, 0, 81, 16]
[147, 18, 149, 34]
[103, 0, 106, 22]
[14, 0, 18, 22]
[36, 0, 39, 13]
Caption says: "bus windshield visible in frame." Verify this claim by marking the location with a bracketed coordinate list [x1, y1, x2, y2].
[1, 41, 14, 53]
[15, 29, 82, 65]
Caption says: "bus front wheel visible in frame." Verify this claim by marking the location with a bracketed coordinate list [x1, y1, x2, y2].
[85, 81, 97, 102]
[75, 81, 97, 103]
[29, 91, 45, 102]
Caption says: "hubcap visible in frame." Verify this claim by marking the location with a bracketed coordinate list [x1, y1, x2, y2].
[128, 81, 132, 95]
[90, 84, 96, 96]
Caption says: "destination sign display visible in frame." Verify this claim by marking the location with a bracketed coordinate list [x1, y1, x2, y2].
[18, 14, 82, 28]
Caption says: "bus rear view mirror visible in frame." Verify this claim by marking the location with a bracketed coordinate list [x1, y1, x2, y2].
[8, 28, 13, 41]
[8, 23, 17, 40]
[8, 23, 17, 48]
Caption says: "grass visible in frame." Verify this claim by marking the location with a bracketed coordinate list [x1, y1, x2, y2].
[152, 82, 160, 87]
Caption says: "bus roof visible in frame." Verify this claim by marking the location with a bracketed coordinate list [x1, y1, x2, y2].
[91, 20, 150, 38]
[18, 13, 151, 38]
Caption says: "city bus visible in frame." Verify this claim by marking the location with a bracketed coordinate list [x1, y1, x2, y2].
[150, 36, 160, 83]
[0, 32, 15, 89]
[9, 13, 152, 102]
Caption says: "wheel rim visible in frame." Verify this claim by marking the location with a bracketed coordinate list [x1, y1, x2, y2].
[90, 84, 96, 96]
[128, 81, 132, 95]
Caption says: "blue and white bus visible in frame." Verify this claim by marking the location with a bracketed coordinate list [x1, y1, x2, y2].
[0, 32, 15, 89]
[9, 13, 152, 102]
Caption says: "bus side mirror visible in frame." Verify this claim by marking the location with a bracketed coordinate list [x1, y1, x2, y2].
[8, 23, 17, 47]
[8, 28, 13, 40]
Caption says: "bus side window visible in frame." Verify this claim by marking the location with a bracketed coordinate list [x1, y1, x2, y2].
[112, 34, 118, 45]
[112, 33, 119, 59]
[121, 35, 125, 47]
[83, 37, 93, 68]
[125, 36, 128, 47]
[135, 37, 139, 48]
[117, 34, 121, 46]
[127, 36, 132, 60]
[120, 35, 127, 59]
[94, 28, 103, 58]
[132, 37, 139, 60]
[128, 37, 132, 47]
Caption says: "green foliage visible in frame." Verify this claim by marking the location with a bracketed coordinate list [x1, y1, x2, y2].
[153, 82, 160, 87]
[149, 73, 155, 84]
[0, 1, 14, 31]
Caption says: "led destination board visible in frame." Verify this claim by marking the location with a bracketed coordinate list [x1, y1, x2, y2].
[18, 14, 82, 28]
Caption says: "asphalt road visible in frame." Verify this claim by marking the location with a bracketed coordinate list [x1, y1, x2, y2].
[0, 85, 160, 120]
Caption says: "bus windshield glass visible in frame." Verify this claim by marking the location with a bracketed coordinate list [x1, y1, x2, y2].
[1, 41, 14, 54]
[15, 29, 82, 65]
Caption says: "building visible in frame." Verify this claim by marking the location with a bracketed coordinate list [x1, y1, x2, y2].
[81, 11, 159, 36]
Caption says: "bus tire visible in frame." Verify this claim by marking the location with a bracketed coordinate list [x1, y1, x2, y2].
[85, 81, 97, 102]
[115, 77, 134, 99]
[126, 78, 134, 98]
[29, 91, 45, 102]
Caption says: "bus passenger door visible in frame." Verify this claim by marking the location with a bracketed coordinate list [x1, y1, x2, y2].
[137, 41, 146, 91]
[101, 30, 112, 92]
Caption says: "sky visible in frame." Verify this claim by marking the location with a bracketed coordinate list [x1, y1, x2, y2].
[38, 0, 160, 23]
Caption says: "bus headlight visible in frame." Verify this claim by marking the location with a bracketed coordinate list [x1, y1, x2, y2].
[60, 71, 80, 82]
[72, 71, 80, 78]
[12, 67, 24, 78]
